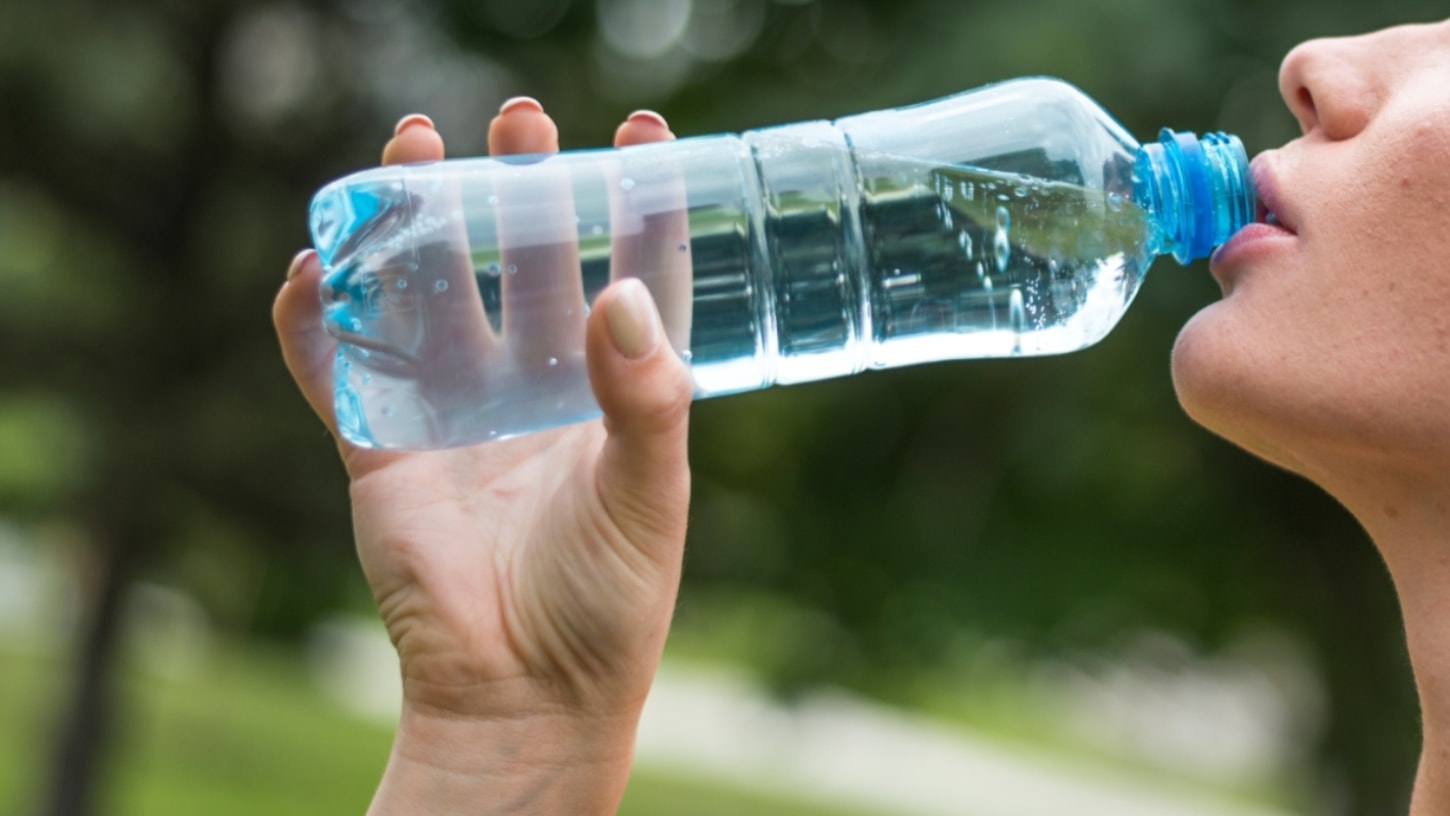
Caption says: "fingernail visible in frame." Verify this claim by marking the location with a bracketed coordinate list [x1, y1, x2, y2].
[287, 249, 316, 282]
[607, 279, 660, 360]
[393, 113, 435, 136]
[626, 110, 668, 129]
[499, 96, 544, 116]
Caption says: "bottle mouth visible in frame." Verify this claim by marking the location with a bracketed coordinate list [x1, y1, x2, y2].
[1135, 129, 1256, 264]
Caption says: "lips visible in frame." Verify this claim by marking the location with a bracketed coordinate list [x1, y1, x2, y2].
[1250, 156, 1297, 236]
[1208, 155, 1298, 282]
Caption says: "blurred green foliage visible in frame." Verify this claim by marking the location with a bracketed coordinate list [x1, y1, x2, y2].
[2, 0, 1446, 813]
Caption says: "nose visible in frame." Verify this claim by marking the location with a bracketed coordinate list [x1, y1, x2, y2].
[1278, 34, 1380, 141]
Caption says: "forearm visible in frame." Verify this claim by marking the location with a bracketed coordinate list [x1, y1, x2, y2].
[368, 705, 640, 816]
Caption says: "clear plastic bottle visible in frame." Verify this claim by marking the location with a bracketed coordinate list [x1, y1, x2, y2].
[310, 77, 1255, 450]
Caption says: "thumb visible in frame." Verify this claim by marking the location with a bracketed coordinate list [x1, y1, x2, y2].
[274, 248, 341, 436]
[585, 278, 694, 551]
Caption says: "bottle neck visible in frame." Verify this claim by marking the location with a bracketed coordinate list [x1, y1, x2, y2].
[1134, 129, 1256, 265]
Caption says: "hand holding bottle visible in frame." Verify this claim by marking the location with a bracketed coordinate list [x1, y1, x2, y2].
[273, 99, 694, 815]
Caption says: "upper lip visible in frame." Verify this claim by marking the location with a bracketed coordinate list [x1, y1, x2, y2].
[1251, 155, 1297, 234]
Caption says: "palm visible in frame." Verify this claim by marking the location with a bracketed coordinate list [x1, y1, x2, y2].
[340, 421, 669, 711]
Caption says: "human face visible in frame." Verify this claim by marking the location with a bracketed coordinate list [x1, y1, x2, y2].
[1171, 19, 1450, 477]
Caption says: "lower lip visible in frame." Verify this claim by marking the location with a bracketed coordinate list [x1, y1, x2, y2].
[1210, 223, 1297, 283]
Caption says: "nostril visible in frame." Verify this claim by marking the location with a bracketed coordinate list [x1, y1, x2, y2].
[1296, 87, 1315, 118]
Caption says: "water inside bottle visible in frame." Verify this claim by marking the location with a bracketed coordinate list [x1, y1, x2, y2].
[316, 142, 1157, 449]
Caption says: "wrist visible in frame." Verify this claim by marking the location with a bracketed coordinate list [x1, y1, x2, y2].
[368, 699, 640, 816]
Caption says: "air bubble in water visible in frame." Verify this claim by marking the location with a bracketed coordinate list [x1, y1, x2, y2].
[961, 181, 974, 200]
[434, 280, 449, 293]
[1014, 186, 1027, 197]
[975, 261, 985, 280]
[993, 207, 1011, 272]
[678, 242, 689, 252]
[1107, 192, 1124, 212]
[959, 230, 974, 259]
[547, 357, 558, 367]
[620, 177, 636, 191]
[943, 183, 955, 203]
[681, 350, 693, 362]
[592, 225, 604, 236]
[1009, 287, 1026, 354]
[382, 405, 396, 417]
[507, 264, 518, 275]
[983, 275, 994, 292]
[487, 194, 498, 205]
[486, 263, 501, 277]
[396, 278, 408, 289]
[943, 209, 954, 229]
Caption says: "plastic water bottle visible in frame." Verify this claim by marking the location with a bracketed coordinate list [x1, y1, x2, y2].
[310, 77, 1255, 450]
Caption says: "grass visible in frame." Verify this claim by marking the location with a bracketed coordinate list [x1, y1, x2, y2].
[0, 640, 888, 816]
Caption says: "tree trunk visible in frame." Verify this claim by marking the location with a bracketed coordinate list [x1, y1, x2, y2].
[42, 528, 139, 816]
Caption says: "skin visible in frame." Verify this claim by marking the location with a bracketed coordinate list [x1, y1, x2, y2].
[272, 18, 1450, 815]
[1171, 19, 1450, 815]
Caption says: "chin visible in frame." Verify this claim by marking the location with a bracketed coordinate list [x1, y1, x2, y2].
[1169, 303, 1312, 477]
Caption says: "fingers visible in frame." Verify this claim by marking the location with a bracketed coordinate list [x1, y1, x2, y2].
[612, 109, 674, 147]
[490, 97, 588, 362]
[275, 248, 342, 436]
[585, 279, 694, 553]
[383, 114, 445, 165]
[608, 111, 694, 353]
[488, 97, 560, 155]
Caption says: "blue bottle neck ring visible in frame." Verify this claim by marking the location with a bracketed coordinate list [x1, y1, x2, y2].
[1135, 129, 1256, 265]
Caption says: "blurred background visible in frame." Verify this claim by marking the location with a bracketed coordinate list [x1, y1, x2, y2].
[0, 0, 1442, 814]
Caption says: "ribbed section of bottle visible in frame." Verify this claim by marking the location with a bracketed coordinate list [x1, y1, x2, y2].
[741, 123, 871, 388]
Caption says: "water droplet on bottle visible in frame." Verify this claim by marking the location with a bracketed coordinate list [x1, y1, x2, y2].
[395, 278, 408, 290]
[620, 177, 635, 191]
[1014, 186, 1027, 197]
[997, 193, 1010, 202]
[943, 209, 954, 229]
[961, 181, 974, 200]
[487, 430, 498, 439]
[678, 242, 689, 252]
[507, 264, 518, 275]
[361, 374, 372, 385]
[1009, 287, 1026, 354]
[434, 279, 449, 293]
[592, 225, 604, 236]
[681, 350, 693, 362]
[486, 263, 501, 277]
[943, 183, 955, 203]
[983, 275, 994, 292]
[1107, 192, 1124, 212]
[975, 261, 985, 280]
[487, 194, 498, 205]
[382, 405, 396, 417]
[547, 357, 558, 367]
[958, 230, 973, 258]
